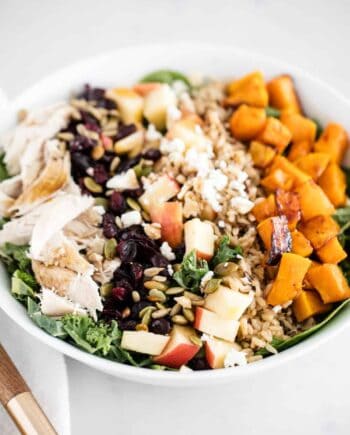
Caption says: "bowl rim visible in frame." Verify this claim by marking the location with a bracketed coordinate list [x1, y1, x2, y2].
[1, 42, 350, 386]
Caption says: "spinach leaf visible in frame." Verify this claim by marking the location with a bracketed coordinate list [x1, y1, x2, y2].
[333, 206, 350, 228]
[265, 107, 280, 118]
[257, 299, 350, 356]
[27, 298, 67, 338]
[211, 236, 242, 268]
[173, 250, 209, 293]
[311, 118, 323, 140]
[0, 154, 10, 182]
[140, 69, 191, 88]
[0, 243, 31, 273]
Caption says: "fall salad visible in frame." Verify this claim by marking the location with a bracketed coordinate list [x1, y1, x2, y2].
[0, 69, 349, 371]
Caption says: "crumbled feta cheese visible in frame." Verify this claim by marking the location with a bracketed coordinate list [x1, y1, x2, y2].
[166, 104, 182, 126]
[230, 197, 254, 214]
[160, 137, 185, 155]
[224, 349, 247, 368]
[160, 241, 176, 261]
[106, 169, 139, 191]
[201, 169, 228, 212]
[272, 305, 282, 313]
[145, 123, 162, 141]
[200, 271, 214, 289]
[201, 333, 211, 342]
[219, 160, 227, 170]
[185, 148, 212, 177]
[218, 220, 225, 228]
[167, 264, 174, 276]
[93, 205, 106, 215]
[120, 210, 142, 228]
[171, 80, 188, 96]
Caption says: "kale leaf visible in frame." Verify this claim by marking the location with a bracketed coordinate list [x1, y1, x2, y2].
[0, 154, 10, 182]
[0, 243, 31, 274]
[140, 69, 191, 88]
[173, 250, 209, 293]
[211, 235, 242, 268]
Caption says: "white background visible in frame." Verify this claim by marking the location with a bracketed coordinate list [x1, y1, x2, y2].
[1, 1, 350, 434]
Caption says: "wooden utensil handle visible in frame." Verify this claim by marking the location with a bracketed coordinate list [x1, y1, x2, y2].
[0, 344, 58, 434]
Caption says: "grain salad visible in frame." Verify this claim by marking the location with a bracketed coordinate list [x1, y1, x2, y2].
[0, 69, 349, 371]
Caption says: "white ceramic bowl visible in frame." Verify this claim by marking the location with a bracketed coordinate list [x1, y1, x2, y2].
[1, 43, 350, 387]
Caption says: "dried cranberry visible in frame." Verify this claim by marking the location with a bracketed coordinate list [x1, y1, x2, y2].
[115, 124, 137, 141]
[80, 111, 101, 131]
[150, 254, 169, 268]
[173, 244, 185, 263]
[70, 135, 96, 152]
[109, 191, 127, 215]
[111, 286, 129, 303]
[93, 164, 108, 184]
[117, 240, 137, 262]
[149, 318, 171, 335]
[101, 298, 121, 321]
[114, 278, 133, 293]
[118, 320, 137, 331]
[143, 148, 161, 161]
[130, 301, 153, 319]
[123, 187, 144, 198]
[102, 213, 118, 239]
[78, 84, 105, 102]
[129, 262, 144, 284]
[188, 357, 210, 371]
[116, 155, 141, 173]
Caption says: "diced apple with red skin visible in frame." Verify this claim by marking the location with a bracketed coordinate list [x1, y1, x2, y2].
[194, 307, 239, 342]
[150, 201, 183, 248]
[143, 84, 176, 130]
[205, 336, 234, 369]
[121, 331, 169, 356]
[204, 286, 253, 320]
[139, 175, 180, 212]
[184, 218, 215, 261]
[153, 325, 200, 368]
[105, 88, 144, 124]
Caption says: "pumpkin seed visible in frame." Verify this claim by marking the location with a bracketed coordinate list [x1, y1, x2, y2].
[155, 302, 166, 310]
[172, 315, 188, 325]
[144, 281, 168, 291]
[172, 264, 181, 273]
[136, 323, 148, 331]
[131, 291, 141, 303]
[83, 177, 103, 193]
[170, 303, 181, 317]
[153, 275, 167, 283]
[57, 131, 74, 141]
[214, 262, 239, 277]
[189, 335, 202, 347]
[139, 306, 156, 318]
[100, 283, 113, 297]
[91, 144, 105, 160]
[144, 267, 164, 277]
[103, 238, 117, 260]
[203, 278, 221, 294]
[94, 197, 108, 208]
[152, 308, 171, 319]
[147, 289, 167, 303]
[184, 291, 203, 302]
[141, 308, 153, 325]
[191, 299, 205, 307]
[110, 156, 121, 172]
[126, 197, 141, 211]
[141, 210, 151, 222]
[165, 286, 184, 296]
[183, 308, 194, 322]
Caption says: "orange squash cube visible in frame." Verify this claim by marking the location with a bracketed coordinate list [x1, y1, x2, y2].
[267, 75, 301, 114]
[229, 105, 266, 141]
[304, 261, 321, 289]
[299, 215, 340, 249]
[287, 140, 313, 162]
[280, 113, 317, 143]
[257, 117, 292, 153]
[226, 71, 268, 107]
[261, 168, 294, 191]
[294, 180, 335, 221]
[249, 141, 276, 168]
[318, 163, 347, 207]
[291, 230, 313, 257]
[266, 253, 311, 306]
[252, 195, 277, 222]
[270, 156, 311, 187]
[316, 237, 347, 264]
[275, 189, 301, 230]
[314, 123, 348, 164]
[306, 264, 350, 303]
[293, 290, 332, 322]
[295, 153, 330, 181]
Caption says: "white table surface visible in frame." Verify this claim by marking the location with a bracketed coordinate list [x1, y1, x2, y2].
[1, 1, 350, 434]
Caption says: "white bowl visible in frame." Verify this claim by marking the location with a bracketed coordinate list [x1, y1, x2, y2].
[1, 43, 350, 387]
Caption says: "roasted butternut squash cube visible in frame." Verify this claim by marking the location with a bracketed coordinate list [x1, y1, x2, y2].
[261, 168, 294, 191]
[252, 195, 277, 222]
[294, 180, 335, 221]
[314, 123, 348, 164]
[304, 261, 321, 289]
[295, 153, 330, 181]
[293, 290, 332, 322]
[266, 253, 311, 305]
[291, 230, 313, 257]
[275, 189, 301, 230]
[318, 163, 347, 207]
[316, 237, 347, 264]
[306, 264, 350, 303]
[249, 141, 276, 168]
[267, 75, 301, 114]
[280, 113, 317, 143]
[229, 105, 266, 141]
[257, 117, 292, 153]
[287, 140, 313, 162]
[226, 71, 268, 107]
[257, 215, 291, 262]
[299, 215, 340, 249]
[270, 156, 311, 187]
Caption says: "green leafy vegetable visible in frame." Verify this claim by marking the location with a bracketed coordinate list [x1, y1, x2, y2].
[333, 206, 350, 281]
[14, 269, 39, 290]
[257, 299, 350, 356]
[312, 118, 323, 140]
[27, 299, 67, 338]
[11, 271, 36, 301]
[0, 243, 31, 273]
[0, 217, 9, 230]
[341, 166, 350, 197]
[140, 69, 191, 88]
[0, 154, 10, 182]
[265, 106, 281, 118]
[173, 250, 209, 293]
[211, 236, 242, 268]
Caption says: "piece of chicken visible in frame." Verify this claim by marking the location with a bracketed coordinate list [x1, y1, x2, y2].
[40, 288, 86, 317]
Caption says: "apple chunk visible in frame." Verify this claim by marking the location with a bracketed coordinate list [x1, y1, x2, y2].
[106, 88, 144, 124]
[153, 325, 200, 368]
[143, 84, 176, 130]
[139, 175, 180, 212]
[150, 201, 183, 248]
[194, 307, 239, 342]
[204, 286, 253, 320]
[121, 331, 169, 356]
[184, 218, 215, 260]
[205, 336, 234, 369]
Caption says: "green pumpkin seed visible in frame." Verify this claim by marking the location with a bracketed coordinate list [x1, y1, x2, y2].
[170, 303, 181, 317]
[147, 289, 167, 303]
[144, 267, 164, 277]
[83, 177, 103, 193]
[132, 291, 141, 303]
[94, 197, 108, 208]
[172, 315, 188, 325]
[152, 308, 171, 319]
[126, 197, 141, 211]
[100, 283, 113, 297]
[189, 335, 202, 347]
[165, 287, 184, 296]
[110, 156, 121, 173]
[139, 306, 156, 318]
[144, 281, 168, 291]
[203, 278, 221, 294]
[103, 238, 117, 260]
[136, 323, 148, 331]
[183, 308, 194, 322]
[155, 302, 166, 310]
[214, 262, 239, 277]
[141, 308, 153, 325]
